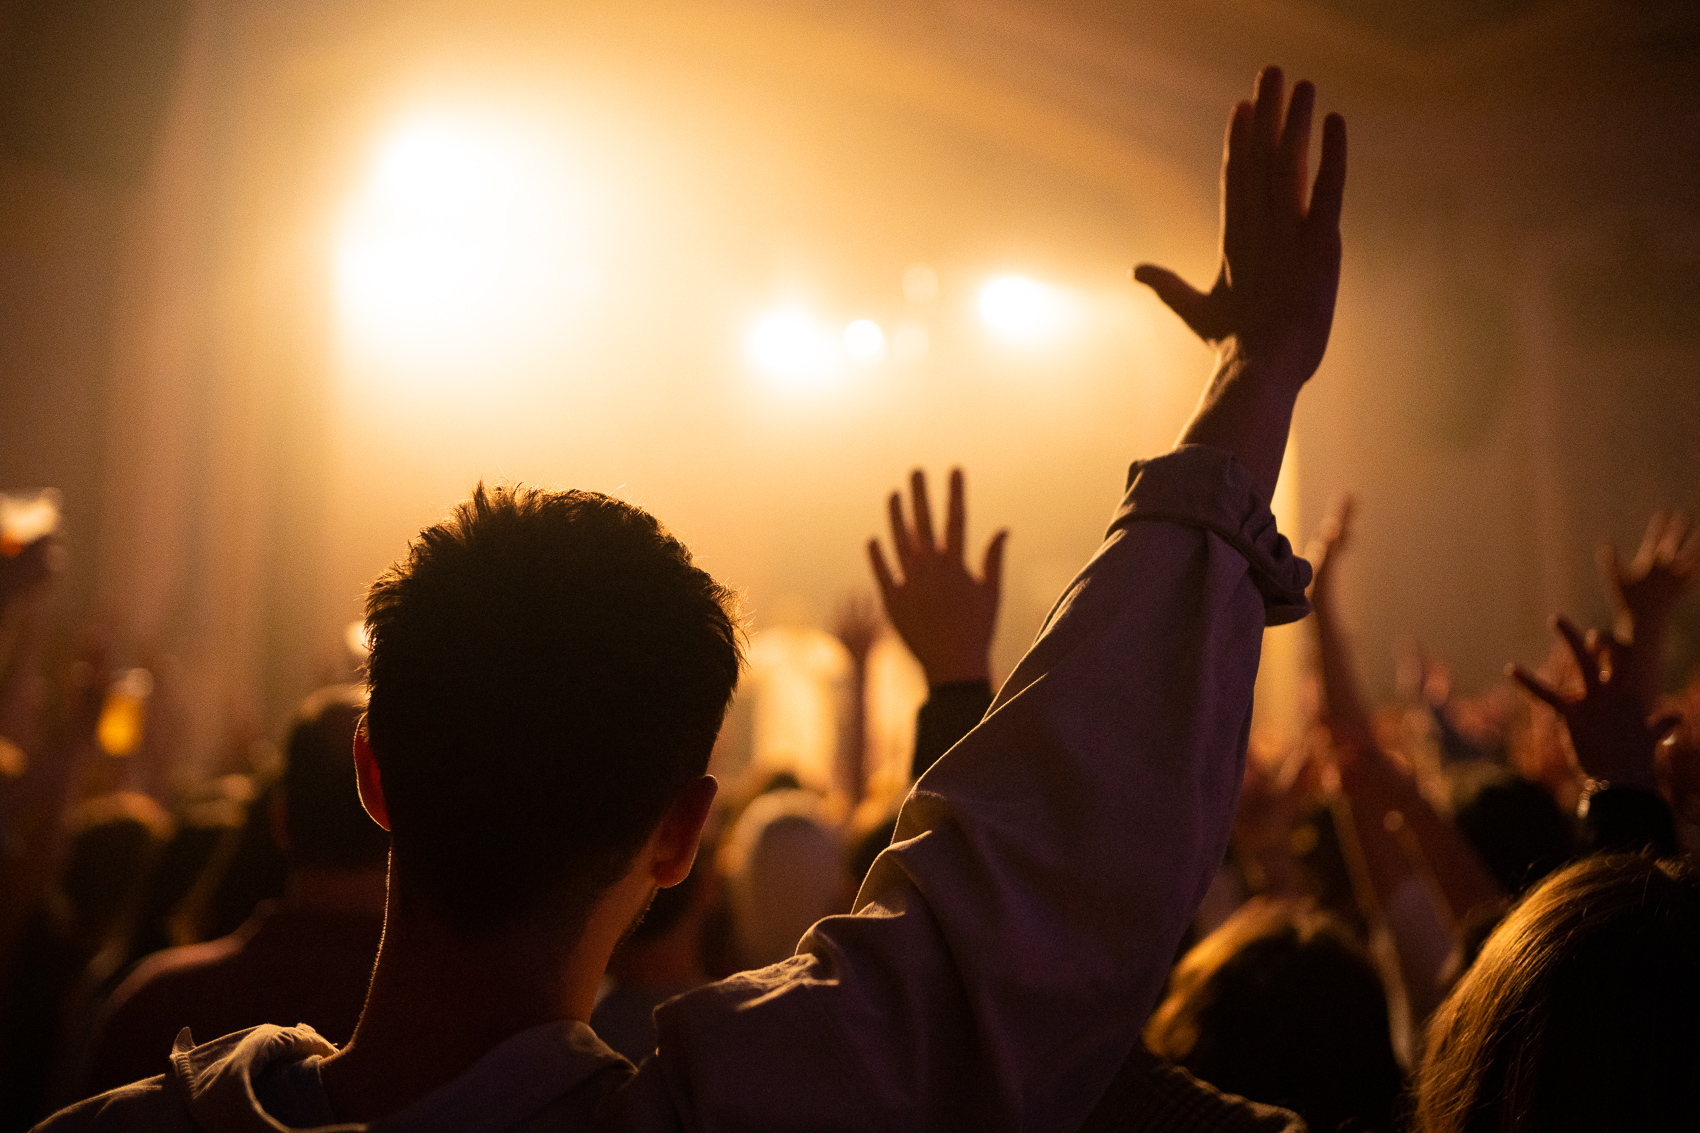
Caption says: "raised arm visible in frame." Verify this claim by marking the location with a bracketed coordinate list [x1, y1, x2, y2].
[639, 68, 1339, 1133]
[1308, 499, 1504, 1024]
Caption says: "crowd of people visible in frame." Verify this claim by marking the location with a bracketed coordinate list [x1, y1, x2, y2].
[0, 67, 1694, 1131]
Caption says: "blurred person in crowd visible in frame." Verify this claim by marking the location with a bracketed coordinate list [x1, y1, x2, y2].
[38, 65, 1341, 1130]
[1147, 900, 1404, 1133]
[76, 686, 386, 1096]
[0, 794, 171, 1130]
[1415, 854, 1700, 1133]
[1443, 762, 1572, 899]
[719, 788, 849, 970]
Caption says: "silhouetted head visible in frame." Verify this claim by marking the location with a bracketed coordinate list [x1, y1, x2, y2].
[1417, 854, 1700, 1133]
[60, 793, 173, 943]
[1447, 762, 1573, 897]
[720, 788, 847, 968]
[1146, 900, 1402, 1132]
[282, 684, 389, 871]
[363, 483, 742, 937]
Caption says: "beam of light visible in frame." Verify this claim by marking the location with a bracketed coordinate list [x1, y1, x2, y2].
[842, 319, 887, 364]
[335, 115, 595, 375]
[748, 307, 842, 390]
[978, 274, 1071, 343]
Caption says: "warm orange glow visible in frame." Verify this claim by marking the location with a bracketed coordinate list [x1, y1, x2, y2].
[842, 319, 887, 365]
[748, 306, 842, 390]
[979, 274, 1072, 343]
[335, 115, 596, 374]
[96, 668, 154, 758]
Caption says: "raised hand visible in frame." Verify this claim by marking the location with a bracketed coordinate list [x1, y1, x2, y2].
[868, 468, 1007, 686]
[1510, 617, 1681, 790]
[1308, 495, 1355, 602]
[1136, 66, 1346, 389]
[832, 595, 882, 670]
[1597, 511, 1698, 712]
[1601, 511, 1700, 639]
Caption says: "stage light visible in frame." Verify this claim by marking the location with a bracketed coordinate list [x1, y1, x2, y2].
[335, 115, 589, 372]
[843, 319, 887, 364]
[748, 307, 839, 389]
[978, 274, 1070, 343]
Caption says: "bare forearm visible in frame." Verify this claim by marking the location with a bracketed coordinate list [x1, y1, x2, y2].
[1311, 586, 1377, 757]
[1175, 346, 1304, 502]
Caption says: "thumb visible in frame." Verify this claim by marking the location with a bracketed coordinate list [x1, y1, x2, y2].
[981, 529, 1009, 595]
[1132, 264, 1214, 338]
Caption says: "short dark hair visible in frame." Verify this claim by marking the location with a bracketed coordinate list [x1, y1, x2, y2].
[283, 684, 389, 871]
[363, 484, 741, 935]
[1417, 855, 1700, 1133]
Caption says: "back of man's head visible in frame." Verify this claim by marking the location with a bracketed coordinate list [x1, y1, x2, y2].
[284, 684, 389, 872]
[363, 483, 742, 937]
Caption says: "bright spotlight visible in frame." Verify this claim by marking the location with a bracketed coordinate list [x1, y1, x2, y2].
[336, 115, 588, 372]
[978, 274, 1070, 343]
[842, 319, 887, 364]
[749, 308, 839, 389]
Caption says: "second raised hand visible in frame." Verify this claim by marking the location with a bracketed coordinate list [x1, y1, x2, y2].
[868, 468, 1007, 687]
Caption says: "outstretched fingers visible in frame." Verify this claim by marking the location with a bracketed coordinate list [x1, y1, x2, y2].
[1552, 616, 1600, 689]
[981, 529, 1009, 593]
[1308, 113, 1347, 229]
[868, 539, 899, 603]
[1277, 79, 1315, 219]
[1222, 98, 1258, 243]
[1677, 524, 1700, 578]
[909, 469, 937, 555]
[945, 468, 967, 561]
[887, 491, 914, 573]
[1251, 66, 1284, 169]
[1657, 510, 1694, 565]
[1509, 663, 1567, 712]
[1132, 264, 1215, 340]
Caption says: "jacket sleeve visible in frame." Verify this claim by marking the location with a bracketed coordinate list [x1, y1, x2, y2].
[910, 680, 996, 781]
[631, 445, 1310, 1133]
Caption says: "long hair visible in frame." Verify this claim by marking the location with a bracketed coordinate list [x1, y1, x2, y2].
[1416, 854, 1700, 1133]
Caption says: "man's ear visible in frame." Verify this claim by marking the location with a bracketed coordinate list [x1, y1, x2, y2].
[651, 775, 718, 889]
[353, 723, 390, 832]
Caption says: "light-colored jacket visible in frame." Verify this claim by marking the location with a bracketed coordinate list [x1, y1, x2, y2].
[37, 445, 1310, 1133]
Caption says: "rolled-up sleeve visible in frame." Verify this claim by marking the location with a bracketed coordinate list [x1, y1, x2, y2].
[629, 445, 1309, 1133]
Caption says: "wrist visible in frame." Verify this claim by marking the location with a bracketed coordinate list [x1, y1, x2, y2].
[1214, 337, 1311, 395]
[920, 656, 991, 686]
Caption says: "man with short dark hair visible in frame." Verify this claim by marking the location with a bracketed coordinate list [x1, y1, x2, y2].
[37, 66, 1343, 1131]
